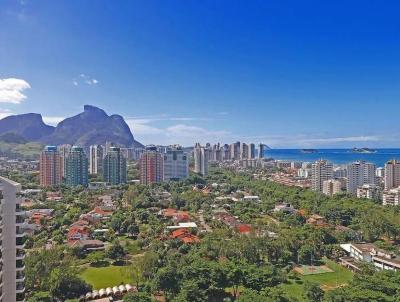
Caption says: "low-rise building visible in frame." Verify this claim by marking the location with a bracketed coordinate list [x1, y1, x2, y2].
[382, 187, 400, 206]
[357, 184, 380, 200]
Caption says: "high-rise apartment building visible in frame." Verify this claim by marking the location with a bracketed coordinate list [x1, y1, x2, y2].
[57, 144, 71, 179]
[248, 143, 256, 159]
[346, 161, 376, 194]
[194, 143, 209, 176]
[240, 143, 249, 160]
[258, 143, 265, 159]
[384, 160, 400, 190]
[39, 145, 62, 187]
[65, 146, 89, 187]
[140, 146, 163, 185]
[163, 146, 189, 181]
[311, 160, 333, 192]
[89, 145, 104, 175]
[103, 147, 127, 185]
[322, 179, 342, 196]
[222, 144, 230, 161]
[0, 177, 25, 302]
[230, 142, 240, 160]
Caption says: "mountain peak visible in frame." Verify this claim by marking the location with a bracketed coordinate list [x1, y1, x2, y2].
[0, 106, 143, 148]
[83, 105, 107, 116]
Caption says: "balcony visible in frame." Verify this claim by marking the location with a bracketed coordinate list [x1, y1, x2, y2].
[16, 237, 25, 248]
[16, 250, 25, 260]
[16, 272, 25, 282]
[16, 282, 25, 293]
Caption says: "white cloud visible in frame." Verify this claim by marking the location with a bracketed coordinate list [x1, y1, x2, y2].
[0, 108, 13, 119]
[126, 117, 230, 146]
[0, 78, 31, 103]
[43, 116, 65, 125]
[73, 74, 99, 86]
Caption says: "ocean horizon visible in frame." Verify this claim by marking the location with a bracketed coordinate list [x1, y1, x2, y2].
[264, 148, 400, 167]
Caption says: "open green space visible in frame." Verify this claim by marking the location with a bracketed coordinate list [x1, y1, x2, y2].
[80, 265, 132, 289]
[280, 259, 353, 301]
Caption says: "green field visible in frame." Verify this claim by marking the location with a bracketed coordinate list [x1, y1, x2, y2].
[280, 259, 353, 301]
[80, 265, 132, 289]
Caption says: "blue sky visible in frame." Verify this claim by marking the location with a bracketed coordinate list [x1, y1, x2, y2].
[1, 0, 400, 147]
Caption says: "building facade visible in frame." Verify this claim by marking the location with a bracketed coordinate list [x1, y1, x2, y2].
[194, 143, 209, 176]
[384, 160, 400, 190]
[39, 145, 62, 187]
[311, 160, 333, 192]
[140, 146, 163, 185]
[0, 177, 25, 302]
[258, 143, 265, 159]
[357, 184, 380, 200]
[163, 146, 189, 181]
[322, 179, 342, 196]
[57, 144, 71, 179]
[89, 145, 104, 175]
[103, 147, 127, 185]
[347, 161, 376, 194]
[65, 146, 89, 187]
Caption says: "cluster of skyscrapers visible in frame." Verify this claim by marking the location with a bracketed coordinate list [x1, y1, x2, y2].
[139, 145, 189, 185]
[307, 159, 400, 204]
[193, 141, 266, 176]
[39, 144, 127, 187]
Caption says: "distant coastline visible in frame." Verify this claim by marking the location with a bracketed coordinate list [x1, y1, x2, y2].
[264, 148, 400, 167]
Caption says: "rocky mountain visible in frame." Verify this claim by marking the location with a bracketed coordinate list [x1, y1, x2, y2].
[0, 113, 54, 141]
[0, 105, 143, 148]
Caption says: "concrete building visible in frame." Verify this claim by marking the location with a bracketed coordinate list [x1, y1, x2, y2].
[194, 143, 209, 176]
[57, 144, 71, 179]
[240, 143, 249, 160]
[65, 146, 89, 187]
[333, 166, 347, 178]
[0, 177, 25, 302]
[140, 146, 163, 185]
[384, 160, 400, 190]
[89, 145, 104, 175]
[322, 179, 342, 196]
[383, 187, 400, 206]
[222, 144, 230, 161]
[357, 184, 380, 200]
[311, 160, 333, 192]
[347, 161, 376, 194]
[258, 143, 265, 159]
[376, 167, 385, 178]
[298, 168, 311, 178]
[39, 145, 62, 187]
[103, 147, 127, 185]
[163, 146, 189, 181]
[248, 143, 256, 159]
[230, 142, 240, 160]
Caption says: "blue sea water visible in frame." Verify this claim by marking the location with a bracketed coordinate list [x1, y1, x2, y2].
[264, 149, 400, 167]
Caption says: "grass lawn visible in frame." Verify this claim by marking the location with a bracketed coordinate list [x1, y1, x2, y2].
[280, 259, 353, 301]
[80, 265, 131, 289]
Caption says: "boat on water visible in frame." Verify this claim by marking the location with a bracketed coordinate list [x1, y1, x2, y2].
[301, 149, 318, 153]
[350, 147, 377, 153]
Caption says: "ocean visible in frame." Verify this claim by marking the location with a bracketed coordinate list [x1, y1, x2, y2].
[263, 149, 400, 167]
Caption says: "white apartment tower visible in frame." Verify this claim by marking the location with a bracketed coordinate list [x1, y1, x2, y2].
[311, 160, 333, 192]
[346, 161, 376, 194]
[89, 144, 104, 175]
[194, 143, 209, 176]
[384, 160, 400, 190]
[163, 146, 189, 181]
[0, 177, 25, 302]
